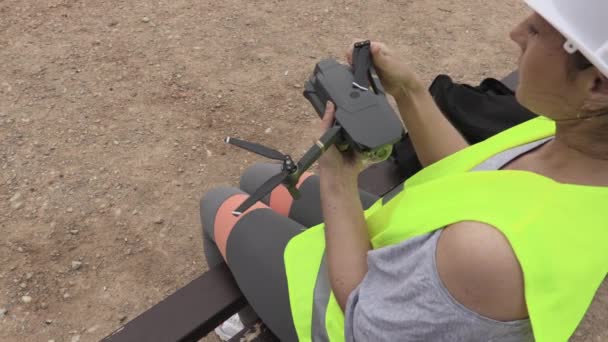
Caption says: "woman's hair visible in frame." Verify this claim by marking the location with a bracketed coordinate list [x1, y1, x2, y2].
[569, 52, 608, 117]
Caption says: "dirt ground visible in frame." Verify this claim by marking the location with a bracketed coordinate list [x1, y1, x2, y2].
[0, 0, 606, 341]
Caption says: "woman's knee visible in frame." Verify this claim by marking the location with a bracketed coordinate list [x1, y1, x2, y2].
[240, 163, 282, 195]
[200, 187, 244, 240]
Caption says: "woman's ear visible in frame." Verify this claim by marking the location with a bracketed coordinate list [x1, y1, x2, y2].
[581, 71, 608, 115]
[592, 73, 608, 95]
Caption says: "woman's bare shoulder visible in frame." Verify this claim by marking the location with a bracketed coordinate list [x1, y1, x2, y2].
[435, 221, 529, 321]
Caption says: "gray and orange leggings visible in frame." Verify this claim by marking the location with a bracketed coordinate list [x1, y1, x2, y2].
[200, 163, 377, 340]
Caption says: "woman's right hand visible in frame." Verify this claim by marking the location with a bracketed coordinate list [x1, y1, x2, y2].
[347, 41, 424, 99]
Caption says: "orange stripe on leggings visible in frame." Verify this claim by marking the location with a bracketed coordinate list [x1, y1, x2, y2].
[268, 172, 313, 217]
[214, 194, 268, 259]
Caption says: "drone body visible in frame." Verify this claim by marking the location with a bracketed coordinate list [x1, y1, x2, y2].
[303, 57, 404, 158]
[225, 41, 404, 215]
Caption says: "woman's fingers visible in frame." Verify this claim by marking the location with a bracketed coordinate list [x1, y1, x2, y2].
[345, 46, 353, 65]
[369, 41, 392, 68]
[320, 101, 336, 132]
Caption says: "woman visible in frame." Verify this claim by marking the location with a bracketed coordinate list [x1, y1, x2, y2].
[201, 1, 608, 341]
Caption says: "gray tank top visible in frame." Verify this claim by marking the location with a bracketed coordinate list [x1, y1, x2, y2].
[344, 138, 554, 342]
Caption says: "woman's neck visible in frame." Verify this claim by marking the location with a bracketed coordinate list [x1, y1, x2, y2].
[553, 117, 608, 161]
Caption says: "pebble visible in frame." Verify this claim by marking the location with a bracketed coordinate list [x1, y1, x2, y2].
[71, 335, 81, 342]
[142, 17, 150, 23]
[17, 247, 24, 253]
[26, 272, 33, 279]
[69, 230, 79, 235]
[264, 127, 273, 134]
[21, 295, 32, 303]
[20, 282, 27, 289]
[48, 340, 55, 342]
[9, 192, 22, 203]
[45, 319, 53, 325]
[71, 261, 83, 270]
[87, 324, 100, 333]
[153, 217, 164, 224]
[119, 314, 128, 322]
[0, 308, 7, 317]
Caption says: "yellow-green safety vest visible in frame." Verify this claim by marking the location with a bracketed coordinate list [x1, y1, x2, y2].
[284, 117, 608, 342]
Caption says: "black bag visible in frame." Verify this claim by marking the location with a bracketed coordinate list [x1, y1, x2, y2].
[392, 75, 537, 179]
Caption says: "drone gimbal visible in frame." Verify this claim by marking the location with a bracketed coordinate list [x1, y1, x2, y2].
[224, 41, 404, 216]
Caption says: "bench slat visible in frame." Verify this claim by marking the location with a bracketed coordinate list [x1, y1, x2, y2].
[102, 262, 247, 342]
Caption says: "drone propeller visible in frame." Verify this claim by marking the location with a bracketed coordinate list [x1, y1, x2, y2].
[229, 126, 342, 216]
[352, 41, 373, 91]
[232, 170, 290, 216]
[224, 137, 286, 161]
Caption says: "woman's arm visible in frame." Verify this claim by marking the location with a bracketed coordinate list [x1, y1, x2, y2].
[394, 87, 469, 166]
[318, 102, 371, 311]
[320, 166, 370, 310]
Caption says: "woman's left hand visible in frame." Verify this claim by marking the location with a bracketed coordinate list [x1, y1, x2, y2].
[317, 102, 364, 183]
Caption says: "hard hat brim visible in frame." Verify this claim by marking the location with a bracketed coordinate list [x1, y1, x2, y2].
[524, 0, 608, 77]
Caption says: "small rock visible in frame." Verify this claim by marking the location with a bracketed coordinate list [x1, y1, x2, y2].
[11, 202, 24, 210]
[71, 335, 81, 342]
[119, 314, 128, 322]
[71, 261, 82, 270]
[45, 319, 53, 325]
[17, 247, 24, 253]
[153, 217, 164, 224]
[264, 127, 273, 134]
[9, 192, 22, 203]
[40, 302, 48, 309]
[48, 340, 55, 342]
[0, 308, 7, 317]
[87, 324, 100, 333]
[25, 272, 33, 279]
[21, 295, 32, 303]
[63, 292, 71, 299]
[20, 282, 27, 289]
[66, 207, 74, 213]
[142, 17, 150, 23]
[69, 230, 79, 235]
[293, 84, 302, 89]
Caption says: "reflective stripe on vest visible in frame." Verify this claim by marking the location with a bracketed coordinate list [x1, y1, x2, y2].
[284, 117, 608, 341]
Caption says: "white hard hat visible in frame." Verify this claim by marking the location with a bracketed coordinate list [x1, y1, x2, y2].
[524, 0, 608, 77]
